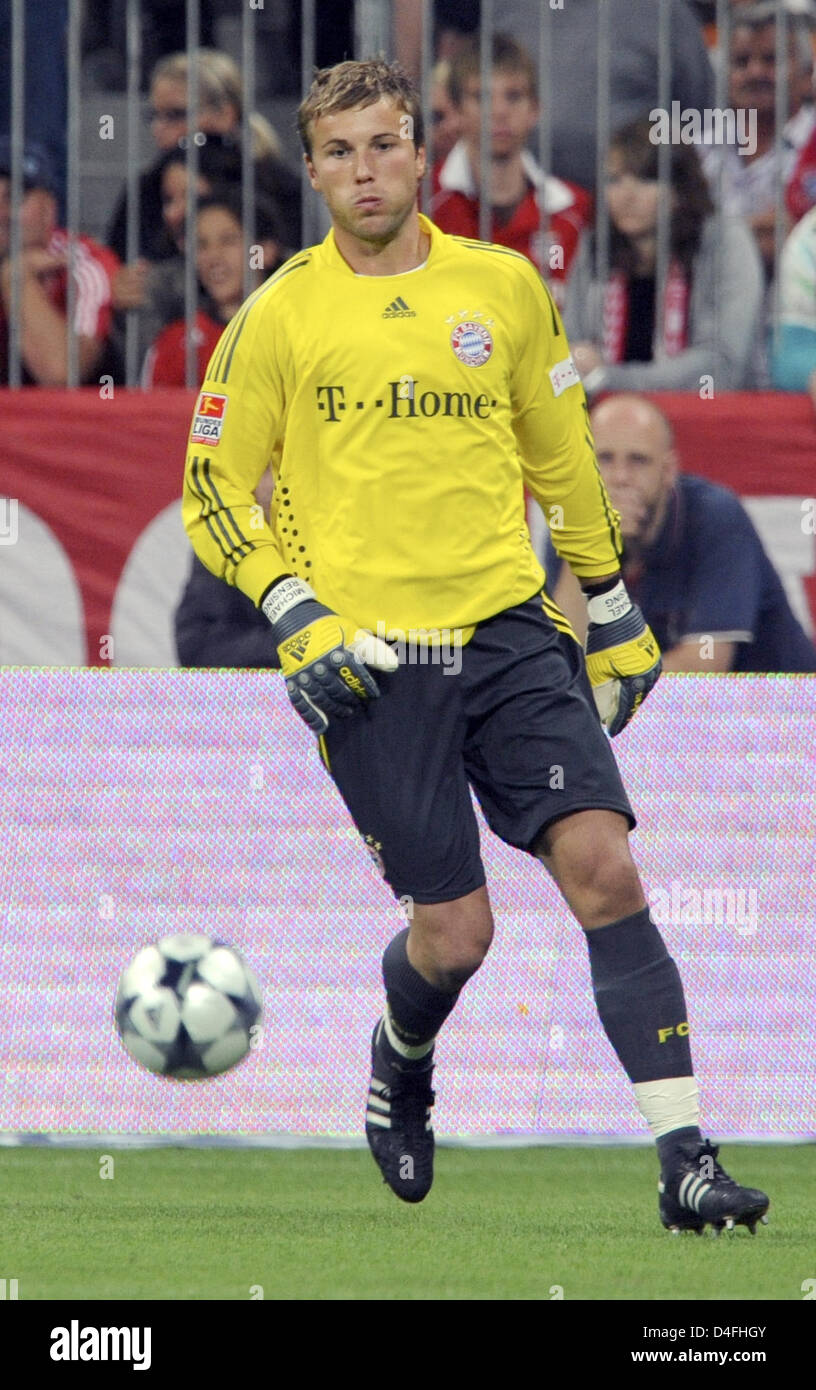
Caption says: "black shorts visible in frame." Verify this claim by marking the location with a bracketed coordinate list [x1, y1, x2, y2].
[319, 591, 635, 903]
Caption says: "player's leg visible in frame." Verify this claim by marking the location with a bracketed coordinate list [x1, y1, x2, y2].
[319, 651, 489, 1202]
[535, 808, 768, 1234]
[464, 594, 768, 1233]
[364, 886, 495, 1201]
[375, 886, 493, 1079]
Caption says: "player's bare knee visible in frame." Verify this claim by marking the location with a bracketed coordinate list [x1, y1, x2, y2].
[410, 897, 494, 990]
[430, 948, 488, 994]
[578, 834, 640, 902]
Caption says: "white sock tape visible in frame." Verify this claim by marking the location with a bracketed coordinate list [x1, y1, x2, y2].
[633, 1077, 701, 1139]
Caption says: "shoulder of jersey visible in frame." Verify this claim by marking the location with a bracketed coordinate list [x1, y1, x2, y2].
[447, 232, 535, 273]
[248, 247, 316, 312]
[446, 232, 547, 294]
[203, 249, 314, 384]
[445, 232, 558, 327]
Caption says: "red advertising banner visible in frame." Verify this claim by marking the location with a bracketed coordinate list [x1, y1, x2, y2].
[1, 388, 814, 666]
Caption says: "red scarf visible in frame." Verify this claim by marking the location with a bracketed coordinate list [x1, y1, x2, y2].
[602, 262, 690, 363]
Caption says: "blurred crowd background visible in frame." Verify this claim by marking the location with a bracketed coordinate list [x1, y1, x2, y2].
[1, 0, 815, 674]
[2, 0, 816, 396]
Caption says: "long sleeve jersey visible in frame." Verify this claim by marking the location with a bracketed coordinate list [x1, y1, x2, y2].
[182, 213, 621, 637]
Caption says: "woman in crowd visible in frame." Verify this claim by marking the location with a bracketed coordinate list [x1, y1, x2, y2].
[116, 137, 254, 370]
[563, 115, 764, 393]
[108, 48, 300, 315]
[142, 185, 284, 387]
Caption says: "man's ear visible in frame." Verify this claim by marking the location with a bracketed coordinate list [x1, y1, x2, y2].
[415, 143, 427, 180]
[303, 153, 320, 191]
[663, 448, 679, 489]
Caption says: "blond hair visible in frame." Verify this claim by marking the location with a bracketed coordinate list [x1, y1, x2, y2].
[297, 57, 424, 156]
[152, 49, 281, 160]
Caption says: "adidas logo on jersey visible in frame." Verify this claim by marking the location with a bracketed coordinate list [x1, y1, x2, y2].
[382, 296, 416, 318]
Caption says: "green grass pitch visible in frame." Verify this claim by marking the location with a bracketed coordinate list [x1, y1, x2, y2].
[0, 1145, 810, 1301]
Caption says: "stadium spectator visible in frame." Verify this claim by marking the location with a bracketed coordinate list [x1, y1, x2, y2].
[786, 118, 816, 226]
[0, 0, 67, 220]
[431, 34, 592, 299]
[113, 137, 285, 376]
[175, 465, 278, 668]
[549, 394, 816, 672]
[495, 0, 715, 194]
[107, 48, 300, 282]
[701, 3, 815, 275]
[143, 186, 284, 387]
[428, 61, 461, 168]
[563, 116, 764, 393]
[770, 202, 816, 402]
[0, 140, 119, 385]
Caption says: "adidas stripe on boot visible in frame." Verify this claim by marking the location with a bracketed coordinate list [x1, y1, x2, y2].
[659, 1138, 770, 1235]
[365, 1020, 435, 1204]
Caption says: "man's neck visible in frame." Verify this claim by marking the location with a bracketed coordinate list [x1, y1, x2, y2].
[333, 209, 429, 276]
[466, 144, 528, 209]
[742, 111, 775, 162]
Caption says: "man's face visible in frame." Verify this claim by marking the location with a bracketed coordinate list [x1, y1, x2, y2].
[460, 68, 538, 160]
[0, 177, 57, 257]
[730, 23, 797, 116]
[305, 98, 425, 245]
[430, 78, 461, 165]
[590, 401, 677, 552]
[149, 75, 240, 154]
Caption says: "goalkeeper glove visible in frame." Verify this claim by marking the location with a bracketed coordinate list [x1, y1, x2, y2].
[261, 576, 398, 735]
[582, 576, 661, 737]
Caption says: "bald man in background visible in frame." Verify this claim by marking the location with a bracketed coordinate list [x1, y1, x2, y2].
[551, 395, 816, 674]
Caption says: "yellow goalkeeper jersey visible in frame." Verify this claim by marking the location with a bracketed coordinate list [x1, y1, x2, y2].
[182, 212, 622, 635]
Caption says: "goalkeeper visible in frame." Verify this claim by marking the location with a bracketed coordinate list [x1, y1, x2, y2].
[182, 56, 768, 1235]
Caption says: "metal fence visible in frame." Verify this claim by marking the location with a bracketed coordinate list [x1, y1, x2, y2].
[1, 0, 805, 389]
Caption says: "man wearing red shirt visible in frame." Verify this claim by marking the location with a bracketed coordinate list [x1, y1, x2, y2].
[431, 34, 592, 304]
[0, 141, 119, 385]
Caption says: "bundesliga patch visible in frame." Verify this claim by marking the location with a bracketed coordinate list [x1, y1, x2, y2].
[450, 320, 493, 367]
[190, 392, 228, 445]
[549, 357, 580, 397]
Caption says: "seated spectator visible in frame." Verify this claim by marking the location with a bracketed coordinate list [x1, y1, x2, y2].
[786, 116, 816, 228]
[107, 48, 300, 290]
[117, 136, 263, 370]
[549, 394, 816, 673]
[0, 139, 119, 385]
[175, 555, 279, 667]
[143, 186, 284, 387]
[175, 468, 279, 668]
[701, 3, 815, 276]
[431, 33, 592, 300]
[491, 0, 715, 196]
[428, 61, 462, 169]
[564, 116, 764, 392]
[770, 203, 816, 404]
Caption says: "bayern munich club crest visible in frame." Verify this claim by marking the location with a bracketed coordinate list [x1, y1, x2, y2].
[450, 319, 493, 367]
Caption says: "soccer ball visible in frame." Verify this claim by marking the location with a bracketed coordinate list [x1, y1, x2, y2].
[114, 933, 262, 1079]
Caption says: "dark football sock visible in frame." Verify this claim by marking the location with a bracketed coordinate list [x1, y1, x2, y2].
[584, 906, 698, 1084]
[375, 928, 460, 1078]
